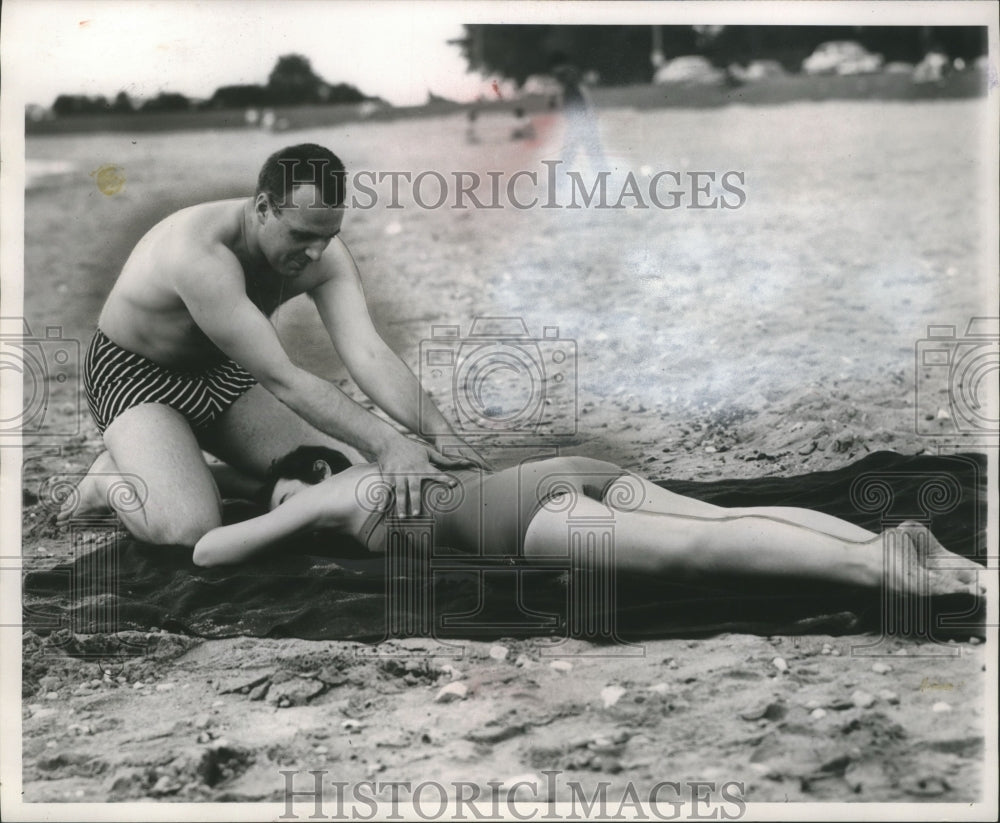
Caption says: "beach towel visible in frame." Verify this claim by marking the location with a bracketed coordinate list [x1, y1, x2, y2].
[23, 451, 987, 643]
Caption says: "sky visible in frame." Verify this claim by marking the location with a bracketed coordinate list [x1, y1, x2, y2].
[3, 0, 504, 108]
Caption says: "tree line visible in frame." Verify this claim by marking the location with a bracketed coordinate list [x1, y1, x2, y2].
[46, 27, 990, 117]
[456, 24, 989, 86]
[49, 54, 376, 118]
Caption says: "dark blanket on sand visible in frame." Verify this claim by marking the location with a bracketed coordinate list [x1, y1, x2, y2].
[24, 452, 987, 643]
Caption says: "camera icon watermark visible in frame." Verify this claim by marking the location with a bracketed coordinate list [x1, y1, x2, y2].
[0, 317, 81, 438]
[419, 317, 577, 444]
[915, 317, 999, 439]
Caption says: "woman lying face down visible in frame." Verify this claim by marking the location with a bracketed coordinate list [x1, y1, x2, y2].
[265, 445, 353, 509]
[192, 445, 983, 603]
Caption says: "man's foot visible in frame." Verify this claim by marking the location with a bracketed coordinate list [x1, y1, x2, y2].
[55, 451, 115, 523]
[879, 525, 982, 598]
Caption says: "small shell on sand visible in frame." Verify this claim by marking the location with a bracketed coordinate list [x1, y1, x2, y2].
[600, 685, 626, 708]
[851, 690, 876, 709]
[489, 645, 510, 661]
[434, 682, 468, 703]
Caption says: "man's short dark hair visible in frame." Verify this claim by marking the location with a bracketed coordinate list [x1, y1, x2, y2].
[260, 445, 352, 507]
[257, 144, 346, 209]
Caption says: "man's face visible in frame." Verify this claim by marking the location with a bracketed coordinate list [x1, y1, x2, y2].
[257, 184, 344, 277]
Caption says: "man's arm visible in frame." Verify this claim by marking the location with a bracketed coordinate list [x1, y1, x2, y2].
[310, 239, 490, 465]
[172, 249, 458, 515]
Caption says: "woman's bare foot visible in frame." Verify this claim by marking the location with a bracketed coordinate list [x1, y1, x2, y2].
[879, 525, 982, 598]
[55, 451, 115, 523]
[894, 520, 983, 588]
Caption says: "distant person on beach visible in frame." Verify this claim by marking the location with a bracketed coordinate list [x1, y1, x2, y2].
[465, 107, 480, 144]
[63, 143, 485, 546]
[510, 107, 537, 141]
[548, 52, 607, 170]
[191, 446, 982, 610]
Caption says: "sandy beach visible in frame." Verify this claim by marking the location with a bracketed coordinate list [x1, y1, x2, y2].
[18, 100, 994, 805]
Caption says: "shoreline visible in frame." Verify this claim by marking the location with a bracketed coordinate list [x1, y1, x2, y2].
[25, 69, 989, 137]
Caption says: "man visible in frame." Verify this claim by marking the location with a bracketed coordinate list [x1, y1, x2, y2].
[549, 52, 607, 170]
[63, 143, 482, 546]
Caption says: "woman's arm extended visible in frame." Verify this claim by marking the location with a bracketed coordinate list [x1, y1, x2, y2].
[191, 473, 362, 567]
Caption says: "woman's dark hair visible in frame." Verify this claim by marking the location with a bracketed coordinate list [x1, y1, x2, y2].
[257, 143, 346, 209]
[260, 445, 352, 507]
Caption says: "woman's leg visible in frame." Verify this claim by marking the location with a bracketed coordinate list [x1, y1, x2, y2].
[522, 496, 974, 597]
[618, 475, 981, 584]
[622, 475, 878, 542]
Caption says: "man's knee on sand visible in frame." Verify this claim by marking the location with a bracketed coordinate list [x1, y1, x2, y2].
[106, 478, 223, 546]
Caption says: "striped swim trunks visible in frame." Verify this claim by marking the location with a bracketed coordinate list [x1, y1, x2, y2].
[84, 329, 257, 434]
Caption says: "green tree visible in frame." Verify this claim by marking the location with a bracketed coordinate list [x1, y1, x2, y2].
[320, 82, 369, 104]
[140, 92, 191, 113]
[267, 54, 326, 104]
[52, 94, 111, 116]
[111, 91, 135, 113]
[456, 25, 693, 86]
[210, 84, 271, 108]
[456, 24, 988, 84]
